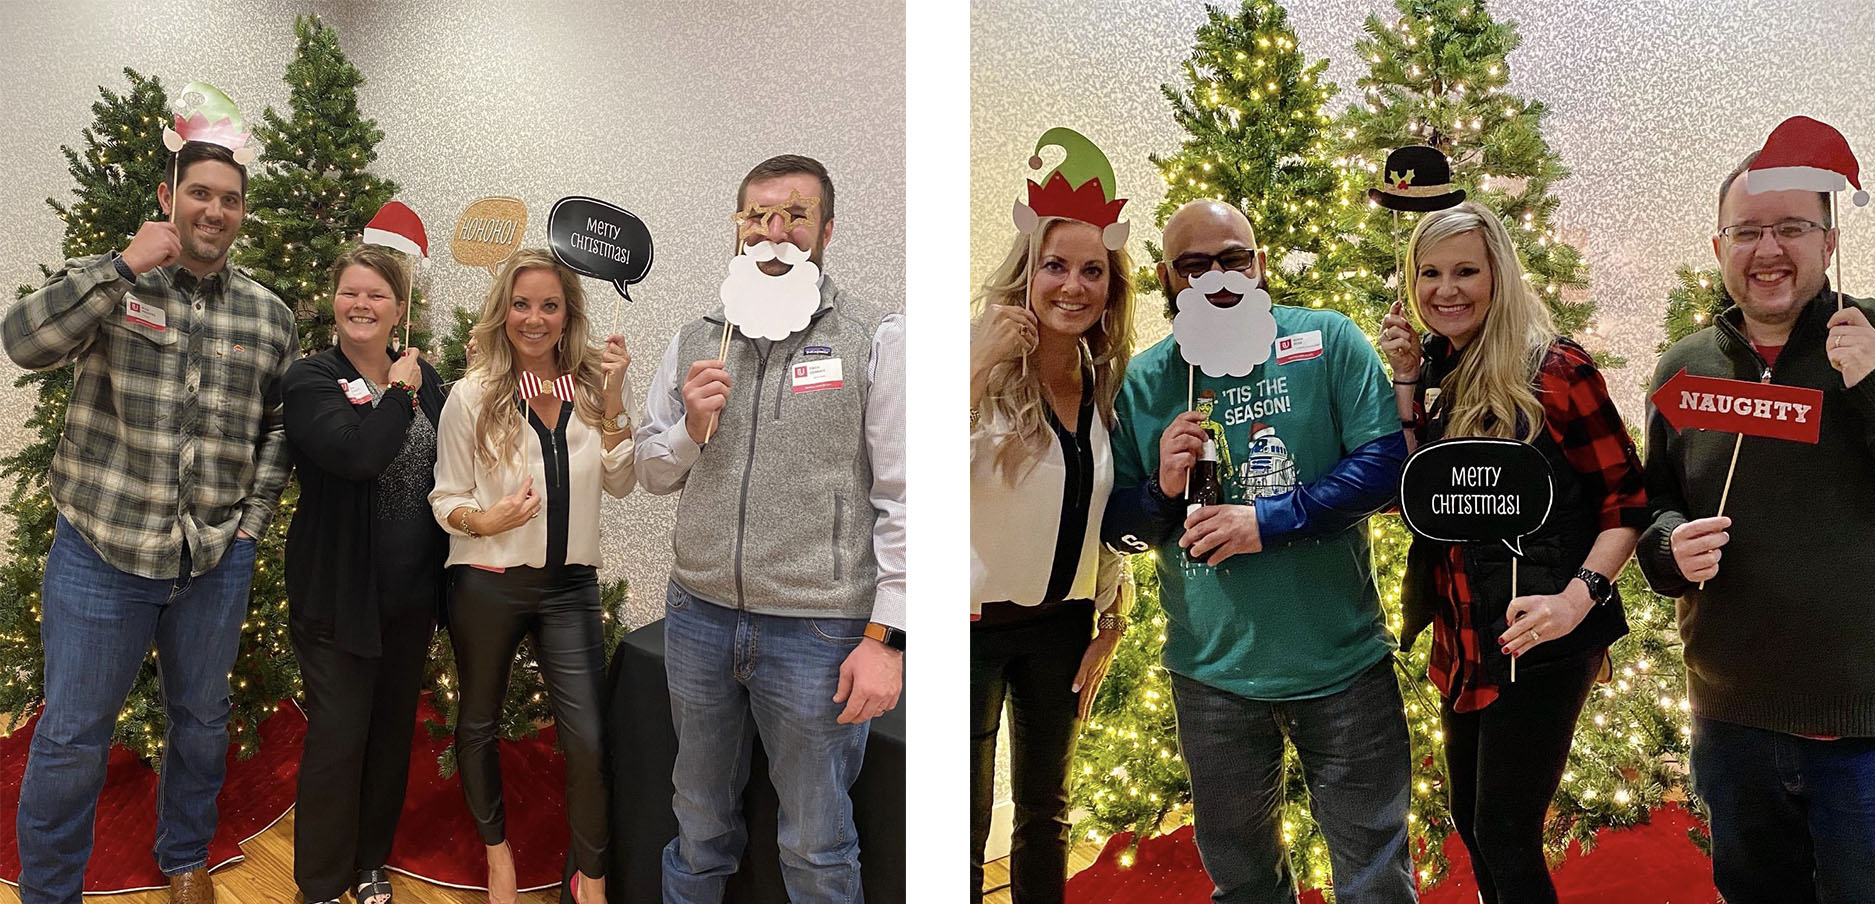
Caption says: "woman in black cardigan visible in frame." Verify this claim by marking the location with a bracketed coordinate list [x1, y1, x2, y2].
[283, 243, 448, 904]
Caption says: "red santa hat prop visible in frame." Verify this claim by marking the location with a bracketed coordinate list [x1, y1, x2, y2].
[1748, 115, 1869, 207]
[363, 201, 429, 258]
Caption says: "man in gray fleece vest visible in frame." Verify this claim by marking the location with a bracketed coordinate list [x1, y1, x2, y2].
[636, 154, 905, 903]
[1640, 149, 1875, 902]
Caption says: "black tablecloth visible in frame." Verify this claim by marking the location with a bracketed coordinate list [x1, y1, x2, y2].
[606, 617, 906, 903]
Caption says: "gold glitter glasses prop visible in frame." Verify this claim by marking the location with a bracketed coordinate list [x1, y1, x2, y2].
[733, 190, 822, 244]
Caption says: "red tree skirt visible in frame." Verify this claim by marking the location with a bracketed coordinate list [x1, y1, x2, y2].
[1068, 804, 1719, 903]
[0, 700, 305, 893]
[385, 694, 569, 893]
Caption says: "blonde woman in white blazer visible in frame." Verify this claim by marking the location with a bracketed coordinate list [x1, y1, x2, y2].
[968, 217, 1137, 903]
[429, 249, 633, 904]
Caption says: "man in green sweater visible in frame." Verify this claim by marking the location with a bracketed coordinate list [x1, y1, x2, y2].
[1640, 150, 1875, 902]
[1104, 201, 1413, 903]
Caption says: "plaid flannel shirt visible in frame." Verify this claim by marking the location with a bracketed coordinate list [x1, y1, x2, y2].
[1419, 338, 1647, 712]
[3, 253, 297, 579]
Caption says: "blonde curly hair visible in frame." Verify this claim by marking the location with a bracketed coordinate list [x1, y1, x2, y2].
[973, 217, 1136, 482]
[465, 249, 608, 469]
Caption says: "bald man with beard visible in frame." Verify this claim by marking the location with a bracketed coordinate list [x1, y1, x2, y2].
[1104, 201, 1416, 903]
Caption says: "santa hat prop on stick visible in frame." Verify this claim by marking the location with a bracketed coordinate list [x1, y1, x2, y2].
[1748, 115, 1868, 206]
[1748, 115, 1866, 312]
[362, 200, 429, 351]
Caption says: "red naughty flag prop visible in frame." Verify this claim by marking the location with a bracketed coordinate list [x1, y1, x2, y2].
[1650, 369, 1825, 445]
[1652, 369, 1826, 587]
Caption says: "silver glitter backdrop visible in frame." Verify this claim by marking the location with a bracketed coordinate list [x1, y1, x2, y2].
[972, 0, 1875, 418]
[1, 1, 905, 627]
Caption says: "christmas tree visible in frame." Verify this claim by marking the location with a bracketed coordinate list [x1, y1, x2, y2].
[1338, 0, 1603, 355]
[1072, 0, 1693, 892]
[1659, 266, 1728, 353]
[1140, 1, 1359, 320]
[239, 13, 403, 350]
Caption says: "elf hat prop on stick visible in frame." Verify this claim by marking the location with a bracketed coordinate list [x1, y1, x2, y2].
[162, 81, 256, 165]
[363, 201, 429, 260]
[1012, 127, 1131, 249]
[1748, 115, 1869, 207]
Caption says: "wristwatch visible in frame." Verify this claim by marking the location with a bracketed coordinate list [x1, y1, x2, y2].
[1574, 568, 1615, 606]
[863, 622, 906, 652]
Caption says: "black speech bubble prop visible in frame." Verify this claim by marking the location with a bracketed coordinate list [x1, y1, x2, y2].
[1399, 437, 1553, 556]
[547, 196, 654, 300]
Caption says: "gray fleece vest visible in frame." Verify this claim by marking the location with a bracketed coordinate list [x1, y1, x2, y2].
[671, 276, 879, 619]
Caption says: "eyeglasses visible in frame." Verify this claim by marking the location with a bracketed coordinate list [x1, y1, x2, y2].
[1717, 218, 1828, 246]
[1170, 247, 1257, 278]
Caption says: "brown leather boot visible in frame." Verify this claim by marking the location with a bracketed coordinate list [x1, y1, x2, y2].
[168, 867, 217, 904]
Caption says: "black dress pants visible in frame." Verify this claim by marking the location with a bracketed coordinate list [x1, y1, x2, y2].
[969, 602, 1093, 904]
[291, 603, 435, 902]
[1441, 652, 1601, 904]
[450, 563, 609, 878]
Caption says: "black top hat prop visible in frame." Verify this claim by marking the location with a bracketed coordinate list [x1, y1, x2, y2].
[1369, 145, 1467, 212]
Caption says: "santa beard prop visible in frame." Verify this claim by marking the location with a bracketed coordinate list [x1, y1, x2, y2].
[1172, 268, 1279, 378]
[721, 241, 822, 341]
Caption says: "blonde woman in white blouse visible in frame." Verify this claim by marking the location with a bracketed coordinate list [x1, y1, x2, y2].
[429, 249, 633, 904]
[968, 216, 1136, 903]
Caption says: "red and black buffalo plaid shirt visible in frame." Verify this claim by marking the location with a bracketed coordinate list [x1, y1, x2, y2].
[1415, 340, 1647, 712]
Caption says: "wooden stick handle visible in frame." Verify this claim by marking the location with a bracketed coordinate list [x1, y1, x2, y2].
[1836, 193, 1845, 312]
[703, 322, 732, 444]
[1698, 433, 1747, 590]
[1510, 557, 1518, 684]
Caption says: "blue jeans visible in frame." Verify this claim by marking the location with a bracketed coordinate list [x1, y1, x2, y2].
[660, 580, 870, 904]
[1691, 716, 1875, 903]
[1169, 657, 1416, 904]
[17, 515, 255, 904]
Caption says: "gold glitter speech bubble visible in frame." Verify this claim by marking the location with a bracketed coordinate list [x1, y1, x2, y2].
[452, 196, 529, 277]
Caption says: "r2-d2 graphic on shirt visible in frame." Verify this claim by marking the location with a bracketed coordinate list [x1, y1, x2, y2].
[1238, 421, 1296, 499]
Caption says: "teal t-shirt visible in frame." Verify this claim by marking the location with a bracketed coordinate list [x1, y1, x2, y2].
[1112, 306, 1400, 700]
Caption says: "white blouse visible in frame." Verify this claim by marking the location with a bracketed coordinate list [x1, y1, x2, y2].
[970, 404, 1122, 616]
[430, 375, 635, 569]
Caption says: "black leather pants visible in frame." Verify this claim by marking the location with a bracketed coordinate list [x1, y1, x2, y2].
[450, 563, 609, 878]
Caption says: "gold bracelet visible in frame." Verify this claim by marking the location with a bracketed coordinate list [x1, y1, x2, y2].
[455, 507, 482, 538]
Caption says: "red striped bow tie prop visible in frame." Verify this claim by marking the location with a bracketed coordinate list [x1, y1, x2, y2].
[516, 372, 576, 402]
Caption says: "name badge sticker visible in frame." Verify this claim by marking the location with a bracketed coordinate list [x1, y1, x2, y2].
[126, 295, 165, 332]
[791, 357, 844, 393]
[339, 379, 374, 405]
[1274, 330, 1323, 364]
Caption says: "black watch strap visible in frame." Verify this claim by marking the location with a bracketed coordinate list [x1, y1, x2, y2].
[1575, 568, 1614, 605]
[111, 252, 138, 284]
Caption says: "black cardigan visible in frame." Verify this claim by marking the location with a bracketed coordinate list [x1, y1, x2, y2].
[282, 346, 448, 657]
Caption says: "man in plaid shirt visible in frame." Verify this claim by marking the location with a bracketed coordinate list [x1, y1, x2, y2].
[2, 141, 295, 904]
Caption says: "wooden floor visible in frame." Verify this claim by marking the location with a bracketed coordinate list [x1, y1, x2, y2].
[0, 811, 565, 903]
[981, 842, 1101, 904]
